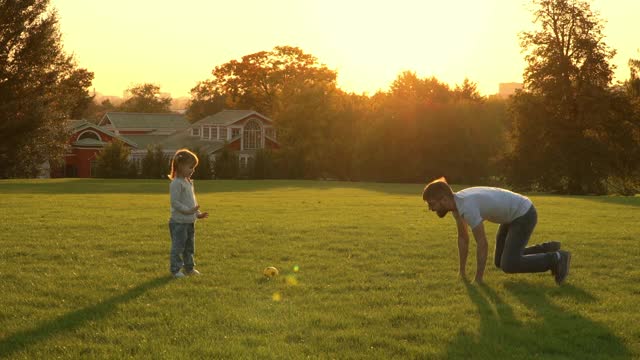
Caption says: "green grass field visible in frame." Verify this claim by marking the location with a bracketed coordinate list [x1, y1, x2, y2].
[0, 179, 638, 359]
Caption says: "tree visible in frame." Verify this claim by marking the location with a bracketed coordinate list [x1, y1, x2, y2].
[95, 140, 131, 178]
[192, 148, 212, 180]
[189, 46, 337, 118]
[273, 82, 336, 179]
[627, 56, 640, 104]
[127, 161, 139, 179]
[213, 145, 238, 179]
[604, 56, 640, 195]
[119, 83, 172, 113]
[56, 68, 95, 119]
[186, 84, 227, 123]
[141, 145, 169, 179]
[85, 98, 117, 123]
[508, 0, 616, 193]
[251, 149, 274, 179]
[0, 0, 94, 177]
[454, 78, 484, 103]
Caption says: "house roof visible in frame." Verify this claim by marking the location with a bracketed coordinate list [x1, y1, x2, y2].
[69, 119, 138, 147]
[119, 135, 170, 149]
[158, 129, 229, 154]
[194, 110, 273, 126]
[68, 110, 275, 153]
[100, 112, 190, 129]
[72, 138, 109, 147]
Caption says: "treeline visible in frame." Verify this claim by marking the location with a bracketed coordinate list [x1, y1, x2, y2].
[179, 0, 640, 194]
[183, 42, 639, 194]
[2, 0, 639, 194]
[184, 45, 510, 185]
[94, 142, 207, 180]
[267, 72, 507, 185]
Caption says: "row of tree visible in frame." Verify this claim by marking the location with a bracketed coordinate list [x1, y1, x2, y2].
[180, 0, 640, 194]
[94, 141, 274, 180]
[506, 0, 640, 194]
[2, 0, 638, 194]
[84, 83, 174, 123]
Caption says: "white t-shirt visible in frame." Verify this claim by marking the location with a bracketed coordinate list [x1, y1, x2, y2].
[453, 187, 532, 229]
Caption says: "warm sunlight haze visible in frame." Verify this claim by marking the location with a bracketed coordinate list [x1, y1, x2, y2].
[52, 0, 639, 97]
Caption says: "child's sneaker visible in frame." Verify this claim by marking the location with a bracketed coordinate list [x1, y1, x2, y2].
[173, 271, 186, 279]
[186, 269, 201, 276]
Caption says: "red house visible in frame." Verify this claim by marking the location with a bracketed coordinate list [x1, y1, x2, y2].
[57, 110, 279, 178]
[56, 120, 137, 177]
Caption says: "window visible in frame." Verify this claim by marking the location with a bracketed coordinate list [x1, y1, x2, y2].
[220, 127, 227, 140]
[243, 120, 262, 149]
[202, 126, 210, 139]
[192, 127, 200, 136]
[211, 126, 218, 140]
[231, 128, 240, 138]
[78, 131, 100, 141]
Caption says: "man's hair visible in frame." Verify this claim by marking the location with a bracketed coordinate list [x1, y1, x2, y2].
[168, 148, 199, 180]
[422, 177, 454, 201]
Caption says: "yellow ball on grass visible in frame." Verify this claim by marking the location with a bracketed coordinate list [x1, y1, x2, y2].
[263, 266, 279, 278]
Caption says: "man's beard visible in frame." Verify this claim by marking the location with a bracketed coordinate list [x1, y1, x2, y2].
[437, 210, 448, 218]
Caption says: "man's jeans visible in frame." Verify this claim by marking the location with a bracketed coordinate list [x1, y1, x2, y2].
[494, 205, 556, 273]
[169, 222, 195, 274]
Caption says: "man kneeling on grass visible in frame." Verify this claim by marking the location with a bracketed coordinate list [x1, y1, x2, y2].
[422, 177, 571, 285]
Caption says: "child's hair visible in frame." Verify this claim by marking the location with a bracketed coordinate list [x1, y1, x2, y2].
[422, 177, 454, 201]
[168, 148, 199, 180]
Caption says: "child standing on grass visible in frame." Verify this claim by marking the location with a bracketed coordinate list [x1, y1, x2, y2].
[168, 148, 209, 278]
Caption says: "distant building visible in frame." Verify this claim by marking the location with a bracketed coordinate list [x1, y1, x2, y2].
[55, 120, 137, 177]
[498, 82, 523, 98]
[57, 110, 279, 178]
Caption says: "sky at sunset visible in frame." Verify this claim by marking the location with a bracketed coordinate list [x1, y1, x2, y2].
[51, 0, 639, 98]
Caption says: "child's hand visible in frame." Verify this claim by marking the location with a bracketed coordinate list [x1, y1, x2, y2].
[197, 212, 209, 219]
[191, 205, 200, 214]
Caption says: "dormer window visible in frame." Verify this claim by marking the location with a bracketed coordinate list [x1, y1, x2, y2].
[202, 126, 210, 139]
[220, 127, 227, 140]
[192, 127, 200, 136]
[78, 131, 101, 141]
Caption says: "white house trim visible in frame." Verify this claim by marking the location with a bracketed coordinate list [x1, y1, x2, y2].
[77, 130, 102, 141]
[241, 119, 264, 150]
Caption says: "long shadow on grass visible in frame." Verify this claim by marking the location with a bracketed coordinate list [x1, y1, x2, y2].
[445, 281, 630, 359]
[0, 276, 171, 358]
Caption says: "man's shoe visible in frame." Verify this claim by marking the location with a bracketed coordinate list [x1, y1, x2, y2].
[173, 271, 186, 279]
[544, 241, 561, 252]
[554, 251, 571, 285]
[186, 269, 201, 276]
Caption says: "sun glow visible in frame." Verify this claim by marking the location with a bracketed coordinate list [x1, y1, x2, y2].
[51, 0, 640, 98]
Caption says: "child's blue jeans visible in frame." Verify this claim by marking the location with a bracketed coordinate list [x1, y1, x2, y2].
[169, 222, 195, 274]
